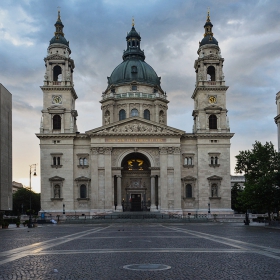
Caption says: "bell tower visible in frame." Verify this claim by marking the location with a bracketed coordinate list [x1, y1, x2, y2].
[40, 10, 78, 134]
[192, 11, 230, 134]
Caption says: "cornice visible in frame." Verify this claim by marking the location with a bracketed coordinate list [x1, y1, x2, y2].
[274, 114, 280, 123]
[192, 85, 229, 99]
[36, 133, 77, 139]
[40, 86, 78, 100]
[182, 133, 234, 139]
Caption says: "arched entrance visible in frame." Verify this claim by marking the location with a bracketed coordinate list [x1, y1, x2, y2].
[121, 153, 151, 211]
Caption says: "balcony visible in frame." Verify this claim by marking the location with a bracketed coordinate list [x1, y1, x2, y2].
[101, 91, 167, 101]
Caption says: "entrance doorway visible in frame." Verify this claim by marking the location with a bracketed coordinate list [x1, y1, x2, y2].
[131, 194, 141, 211]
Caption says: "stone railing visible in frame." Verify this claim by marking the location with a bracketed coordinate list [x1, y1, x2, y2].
[101, 91, 167, 101]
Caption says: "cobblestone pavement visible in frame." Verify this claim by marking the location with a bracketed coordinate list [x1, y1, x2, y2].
[0, 223, 280, 279]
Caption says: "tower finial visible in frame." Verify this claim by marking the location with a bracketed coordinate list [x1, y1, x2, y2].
[207, 7, 210, 22]
[57, 6, 61, 21]
[132, 16, 135, 27]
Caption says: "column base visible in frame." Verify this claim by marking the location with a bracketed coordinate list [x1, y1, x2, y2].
[150, 205, 159, 212]
[115, 206, 123, 212]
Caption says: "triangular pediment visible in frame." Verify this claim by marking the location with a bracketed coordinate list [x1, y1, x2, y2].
[181, 176, 196, 181]
[75, 176, 91, 181]
[49, 176, 65, 181]
[86, 117, 185, 136]
[207, 175, 222, 180]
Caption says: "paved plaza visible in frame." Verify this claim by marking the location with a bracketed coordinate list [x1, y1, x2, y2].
[0, 222, 279, 279]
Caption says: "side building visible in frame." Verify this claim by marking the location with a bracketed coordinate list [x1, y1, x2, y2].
[0, 84, 12, 212]
[37, 11, 234, 216]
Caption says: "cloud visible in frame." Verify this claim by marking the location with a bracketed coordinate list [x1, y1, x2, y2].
[3, 0, 279, 190]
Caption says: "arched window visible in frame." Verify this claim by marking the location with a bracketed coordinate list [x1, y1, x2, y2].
[83, 158, 88, 165]
[80, 184, 87, 199]
[211, 184, 218, 197]
[119, 109, 126, 121]
[209, 115, 217, 129]
[144, 109, 150, 120]
[188, 157, 192, 165]
[53, 115, 61, 130]
[215, 157, 218, 165]
[53, 157, 56, 166]
[131, 66, 137, 73]
[79, 158, 83, 165]
[211, 157, 214, 165]
[186, 184, 192, 198]
[53, 65, 62, 81]
[131, 108, 139, 117]
[54, 184, 60, 198]
[207, 66, 215, 81]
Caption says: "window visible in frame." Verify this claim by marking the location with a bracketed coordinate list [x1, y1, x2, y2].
[209, 154, 220, 167]
[51, 153, 63, 168]
[80, 184, 87, 199]
[53, 65, 62, 81]
[53, 115, 61, 130]
[53, 156, 60, 166]
[131, 85, 137, 90]
[207, 66, 215, 81]
[209, 115, 217, 129]
[186, 184, 192, 198]
[119, 109, 126, 121]
[131, 108, 139, 117]
[131, 66, 137, 73]
[79, 158, 88, 166]
[144, 109, 150, 120]
[184, 157, 193, 165]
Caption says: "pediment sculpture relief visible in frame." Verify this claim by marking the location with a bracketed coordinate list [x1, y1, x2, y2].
[96, 121, 176, 134]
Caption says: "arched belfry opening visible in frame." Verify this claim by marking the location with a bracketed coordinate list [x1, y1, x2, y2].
[114, 152, 158, 212]
[53, 65, 62, 81]
[207, 66, 215, 81]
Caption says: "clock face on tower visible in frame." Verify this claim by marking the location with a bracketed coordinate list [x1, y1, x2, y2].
[52, 95, 62, 104]
[208, 96, 216, 104]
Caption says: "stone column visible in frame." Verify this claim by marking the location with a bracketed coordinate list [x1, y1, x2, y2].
[159, 147, 168, 211]
[116, 175, 122, 211]
[150, 175, 156, 211]
[104, 147, 112, 211]
[155, 104, 159, 122]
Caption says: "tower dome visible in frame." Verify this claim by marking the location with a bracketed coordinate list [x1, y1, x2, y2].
[199, 10, 218, 47]
[107, 21, 161, 87]
[49, 10, 69, 47]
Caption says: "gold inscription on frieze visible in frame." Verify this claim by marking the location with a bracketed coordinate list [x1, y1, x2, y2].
[105, 138, 166, 143]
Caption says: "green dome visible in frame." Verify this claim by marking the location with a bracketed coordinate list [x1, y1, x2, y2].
[50, 34, 69, 46]
[108, 59, 161, 86]
[49, 11, 69, 47]
[107, 24, 161, 87]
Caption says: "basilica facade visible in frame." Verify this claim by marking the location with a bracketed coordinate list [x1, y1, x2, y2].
[37, 12, 234, 215]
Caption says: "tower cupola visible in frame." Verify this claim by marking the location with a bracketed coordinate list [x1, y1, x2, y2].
[123, 19, 145, 61]
[49, 10, 69, 47]
[199, 10, 218, 47]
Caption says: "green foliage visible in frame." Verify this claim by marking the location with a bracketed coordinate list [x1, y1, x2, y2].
[231, 183, 245, 213]
[235, 141, 280, 217]
[12, 188, 41, 216]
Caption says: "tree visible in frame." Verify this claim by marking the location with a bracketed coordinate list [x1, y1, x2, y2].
[12, 188, 41, 216]
[231, 183, 245, 213]
[235, 141, 280, 219]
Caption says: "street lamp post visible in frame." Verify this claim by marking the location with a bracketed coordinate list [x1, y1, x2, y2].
[28, 164, 37, 228]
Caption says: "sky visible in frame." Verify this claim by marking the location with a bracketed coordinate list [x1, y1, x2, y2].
[1, 0, 279, 193]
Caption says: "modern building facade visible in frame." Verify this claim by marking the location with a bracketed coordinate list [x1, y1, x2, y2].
[0, 84, 12, 211]
[37, 12, 234, 215]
